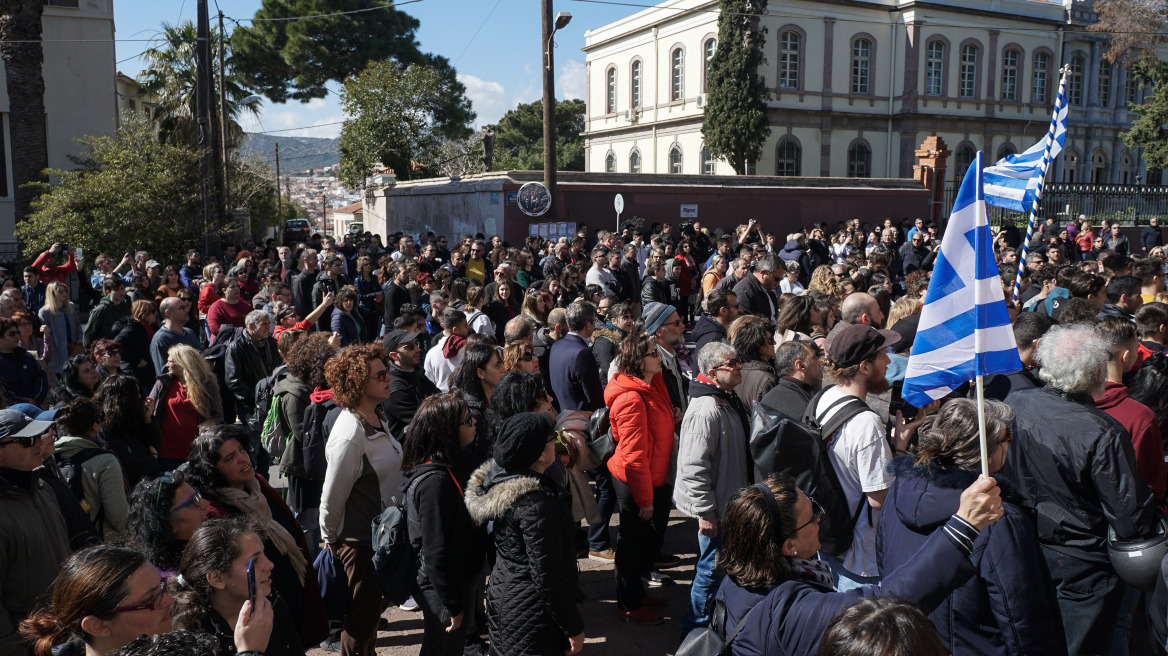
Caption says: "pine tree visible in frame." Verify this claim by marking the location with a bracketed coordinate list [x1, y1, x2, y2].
[701, 0, 770, 175]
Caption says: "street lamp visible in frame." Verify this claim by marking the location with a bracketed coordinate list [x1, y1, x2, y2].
[543, 4, 571, 217]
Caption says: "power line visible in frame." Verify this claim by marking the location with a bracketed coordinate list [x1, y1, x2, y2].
[454, 0, 504, 66]
[250, 120, 346, 134]
[235, 0, 425, 23]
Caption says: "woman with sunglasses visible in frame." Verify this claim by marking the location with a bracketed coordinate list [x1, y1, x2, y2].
[172, 518, 290, 656]
[320, 344, 402, 656]
[401, 393, 487, 656]
[89, 338, 122, 383]
[183, 424, 328, 647]
[591, 301, 634, 380]
[875, 399, 1061, 655]
[20, 545, 174, 656]
[125, 473, 210, 575]
[714, 470, 1003, 656]
[604, 328, 675, 625]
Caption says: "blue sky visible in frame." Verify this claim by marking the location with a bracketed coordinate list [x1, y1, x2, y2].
[114, 0, 635, 138]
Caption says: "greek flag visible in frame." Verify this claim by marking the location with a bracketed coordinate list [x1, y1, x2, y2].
[902, 152, 1023, 407]
[982, 89, 1069, 212]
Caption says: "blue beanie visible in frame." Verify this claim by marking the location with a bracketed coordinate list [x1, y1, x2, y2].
[642, 302, 677, 335]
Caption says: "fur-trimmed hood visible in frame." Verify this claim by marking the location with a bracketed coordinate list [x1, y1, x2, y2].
[592, 324, 624, 346]
[464, 460, 545, 526]
[888, 455, 1022, 531]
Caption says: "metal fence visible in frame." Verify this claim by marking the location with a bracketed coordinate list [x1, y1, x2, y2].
[942, 183, 1168, 227]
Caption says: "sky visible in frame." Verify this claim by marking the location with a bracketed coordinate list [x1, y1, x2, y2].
[113, 0, 638, 139]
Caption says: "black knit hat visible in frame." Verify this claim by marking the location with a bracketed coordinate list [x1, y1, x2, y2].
[494, 412, 555, 470]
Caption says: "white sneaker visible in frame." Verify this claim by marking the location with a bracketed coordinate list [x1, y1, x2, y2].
[399, 596, 420, 612]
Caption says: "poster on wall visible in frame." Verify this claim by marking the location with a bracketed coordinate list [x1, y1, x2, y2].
[558, 222, 568, 237]
[567, 222, 577, 236]
[529, 223, 539, 237]
[485, 218, 497, 236]
[681, 204, 698, 219]
[490, 192, 500, 205]
[506, 192, 518, 205]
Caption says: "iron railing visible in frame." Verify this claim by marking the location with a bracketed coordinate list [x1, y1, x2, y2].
[941, 182, 1168, 227]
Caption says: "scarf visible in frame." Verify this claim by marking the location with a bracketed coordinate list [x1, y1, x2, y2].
[443, 334, 467, 358]
[785, 556, 835, 591]
[217, 478, 308, 585]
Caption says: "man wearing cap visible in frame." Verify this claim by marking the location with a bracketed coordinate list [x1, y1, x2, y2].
[733, 253, 782, 321]
[814, 324, 932, 590]
[382, 329, 440, 436]
[144, 260, 163, 290]
[0, 409, 71, 655]
[225, 309, 282, 428]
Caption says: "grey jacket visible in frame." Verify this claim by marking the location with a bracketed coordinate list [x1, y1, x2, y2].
[54, 435, 129, 542]
[673, 381, 753, 520]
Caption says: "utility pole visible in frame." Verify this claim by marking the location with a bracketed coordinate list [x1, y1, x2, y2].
[322, 194, 328, 235]
[541, 0, 556, 216]
[195, 0, 222, 254]
[218, 10, 230, 219]
[275, 143, 282, 222]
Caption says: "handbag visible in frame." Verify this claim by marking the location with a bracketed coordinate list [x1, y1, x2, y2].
[675, 598, 756, 656]
[587, 407, 615, 462]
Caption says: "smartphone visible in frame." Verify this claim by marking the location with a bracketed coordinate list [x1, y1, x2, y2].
[889, 380, 919, 422]
[246, 557, 256, 607]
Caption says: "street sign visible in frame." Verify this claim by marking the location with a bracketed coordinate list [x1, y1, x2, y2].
[614, 194, 624, 213]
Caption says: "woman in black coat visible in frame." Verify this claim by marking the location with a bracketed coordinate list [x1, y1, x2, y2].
[465, 413, 584, 656]
[112, 302, 157, 393]
[95, 374, 161, 486]
[876, 398, 1065, 656]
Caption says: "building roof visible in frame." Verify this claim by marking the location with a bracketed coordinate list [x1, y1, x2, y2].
[336, 200, 363, 214]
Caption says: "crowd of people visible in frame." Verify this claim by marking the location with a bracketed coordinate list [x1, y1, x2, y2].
[1, 213, 1168, 656]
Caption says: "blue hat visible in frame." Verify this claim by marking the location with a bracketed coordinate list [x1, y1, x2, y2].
[642, 302, 677, 335]
[6, 403, 43, 420]
[36, 409, 60, 422]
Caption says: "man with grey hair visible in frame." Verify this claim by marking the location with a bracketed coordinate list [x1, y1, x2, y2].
[715, 257, 751, 292]
[733, 253, 782, 321]
[674, 341, 750, 637]
[225, 309, 281, 428]
[760, 340, 822, 420]
[1003, 322, 1158, 655]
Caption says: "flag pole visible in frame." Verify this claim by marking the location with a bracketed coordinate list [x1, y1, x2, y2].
[976, 375, 989, 477]
[1013, 65, 1071, 302]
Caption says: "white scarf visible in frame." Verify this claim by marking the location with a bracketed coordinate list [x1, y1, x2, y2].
[218, 478, 308, 586]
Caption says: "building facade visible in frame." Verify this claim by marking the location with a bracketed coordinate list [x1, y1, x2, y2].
[582, 0, 1156, 186]
[0, 0, 118, 253]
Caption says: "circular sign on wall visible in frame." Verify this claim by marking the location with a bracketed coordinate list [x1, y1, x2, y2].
[517, 182, 552, 217]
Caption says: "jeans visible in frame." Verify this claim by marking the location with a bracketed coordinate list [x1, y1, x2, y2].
[415, 575, 472, 656]
[587, 462, 617, 551]
[819, 551, 880, 592]
[613, 479, 671, 611]
[1043, 546, 1124, 656]
[1110, 585, 1140, 656]
[683, 533, 723, 636]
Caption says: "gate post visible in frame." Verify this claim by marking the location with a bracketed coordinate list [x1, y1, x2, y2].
[914, 137, 951, 227]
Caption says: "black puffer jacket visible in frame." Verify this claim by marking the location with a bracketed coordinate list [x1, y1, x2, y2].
[464, 461, 584, 656]
[1003, 385, 1157, 561]
[112, 317, 156, 391]
[640, 276, 671, 307]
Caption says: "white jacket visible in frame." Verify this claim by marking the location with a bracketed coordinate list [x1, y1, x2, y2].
[319, 409, 403, 544]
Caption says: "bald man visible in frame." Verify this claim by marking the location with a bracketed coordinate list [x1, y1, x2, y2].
[824, 293, 886, 352]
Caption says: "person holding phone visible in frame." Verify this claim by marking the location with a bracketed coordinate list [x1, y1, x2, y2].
[171, 517, 297, 656]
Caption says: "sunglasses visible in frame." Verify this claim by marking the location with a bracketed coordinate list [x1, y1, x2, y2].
[0, 434, 41, 448]
[109, 577, 168, 614]
[368, 369, 390, 382]
[717, 358, 742, 369]
[519, 352, 535, 361]
[793, 497, 826, 534]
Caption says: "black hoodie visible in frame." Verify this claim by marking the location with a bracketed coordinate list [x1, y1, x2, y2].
[405, 463, 485, 616]
[690, 315, 727, 361]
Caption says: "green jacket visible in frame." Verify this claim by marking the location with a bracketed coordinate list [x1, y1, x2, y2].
[54, 435, 129, 542]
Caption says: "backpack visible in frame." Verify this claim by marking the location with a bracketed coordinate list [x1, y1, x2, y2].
[257, 369, 291, 459]
[56, 447, 108, 534]
[301, 398, 342, 483]
[371, 470, 443, 606]
[675, 598, 757, 656]
[748, 386, 871, 557]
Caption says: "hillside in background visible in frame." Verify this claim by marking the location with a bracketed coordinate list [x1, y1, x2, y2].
[239, 133, 340, 175]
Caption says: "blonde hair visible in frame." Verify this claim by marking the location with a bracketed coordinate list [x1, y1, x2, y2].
[167, 344, 218, 419]
[808, 266, 837, 298]
[42, 282, 73, 315]
[886, 296, 923, 330]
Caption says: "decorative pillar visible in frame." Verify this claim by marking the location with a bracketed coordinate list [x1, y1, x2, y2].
[914, 136, 951, 226]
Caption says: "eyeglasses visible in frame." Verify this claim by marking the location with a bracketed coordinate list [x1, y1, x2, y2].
[663, 319, 683, 328]
[717, 358, 742, 370]
[793, 498, 826, 534]
[0, 434, 40, 448]
[170, 489, 202, 514]
[2, 330, 16, 338]
[460, 415, 475, 426]
[109, 577, 168, 614]
[519, 352, 535, 361]
[368, 369, 390, 382]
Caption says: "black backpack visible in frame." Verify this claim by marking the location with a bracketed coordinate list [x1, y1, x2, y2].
[301, 398, 342, 483]
[748, 386, 871, 557]
[371, 469, 443, 605]
[56, 447, 108, 534]
[675, 598, 757, 656]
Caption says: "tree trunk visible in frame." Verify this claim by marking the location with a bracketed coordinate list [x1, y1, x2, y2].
[0, 0, 48, 225]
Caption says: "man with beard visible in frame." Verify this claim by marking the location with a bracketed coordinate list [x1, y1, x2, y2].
[381, 329, 440, 436]
[813, 324, 932, 590]
[276, 246, 299, 282]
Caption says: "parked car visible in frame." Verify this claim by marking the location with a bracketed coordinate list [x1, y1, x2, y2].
[283, 219, 311, 244]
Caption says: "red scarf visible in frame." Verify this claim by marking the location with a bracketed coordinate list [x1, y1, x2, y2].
[443, 334, 467, 358]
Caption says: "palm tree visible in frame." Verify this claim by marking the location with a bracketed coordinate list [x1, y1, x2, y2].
[0, 0, 49, 225]
[137, 20, 260, 147]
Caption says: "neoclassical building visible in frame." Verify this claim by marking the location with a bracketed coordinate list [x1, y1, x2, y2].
[581, 0, 1159, 185]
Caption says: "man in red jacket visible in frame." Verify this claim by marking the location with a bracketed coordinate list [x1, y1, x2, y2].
[1095, 317, 1166, 502]
[31, 243, 78, 286]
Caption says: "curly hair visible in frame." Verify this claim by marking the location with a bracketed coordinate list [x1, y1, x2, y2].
[110, 631, 220, 656]
[325, 343, 386, 409]
[502, 340, 535, 371]
[125, 473, 189, 570]
[809, 265, 837, 297]
[89, 338, 119, 363]
[401, 393, 469, 472]
[171, 517, 263, 631]
[95, 374, 148, 433]
[184, 424, 252, 503]
[284, 332, 335, 389]
[333, 285, 359, 310]
[50, 353, 95, 406]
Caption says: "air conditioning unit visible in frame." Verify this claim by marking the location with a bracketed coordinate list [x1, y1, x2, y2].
[625, 109, 639, 123]
[697, 93, 707, 108]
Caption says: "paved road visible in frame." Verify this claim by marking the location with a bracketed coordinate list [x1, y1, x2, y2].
[306, 510, 700, 656]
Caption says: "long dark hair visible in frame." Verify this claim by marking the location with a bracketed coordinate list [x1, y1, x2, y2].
[401, 393, 468, 472]
[125, 474, 188, 570]
[776, 295, 814, 335]
[50, 353, 94, 405]
[1130, 351, 1168, 431]
[20, 545, 147, 656]
[449, 344, 502, 404]
[95, 374, 149, 432]
[488, 371, 549, 437]
[184, 424, 252, 502]
[171, 517, 262, 631]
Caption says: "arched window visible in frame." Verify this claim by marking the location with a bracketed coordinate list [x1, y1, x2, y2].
[954, 144, 976, 182]
[1065, 150, 1080, 183]
[703, 38, 717, 91]
[925, 40, 946, 96]
[847, 141, 871, 178]
[671, 48, 685, 101]
[851, 38, 871, 95]
[604, 152, 616, 173]
[1069, 56, 1085, 105]
[1032, 52, 1049, 104]
[779, 31, 801, 89]
[996, 143, 1017, 161]
[629, 150, 642, 174]
[1092, 151, 1109, 183]
[605, 67, 617, 114]
[776, 137, 801, 176]
[631, 60, 642, 109]
[701, 148, 716, 175]
[1122, 153, 1135, 184]
[1098, 60, 1112, 107]
[669, 145, 683, 174]
[959, 44, 979, 98]
[1001, 48, 1019, 101]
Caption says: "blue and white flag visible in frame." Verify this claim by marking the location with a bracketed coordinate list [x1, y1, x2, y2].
[902, 152, 1023, 407]
[982, 85, 1069, 212]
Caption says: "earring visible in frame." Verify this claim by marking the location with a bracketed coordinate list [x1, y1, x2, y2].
[793, 550, 798, 556]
